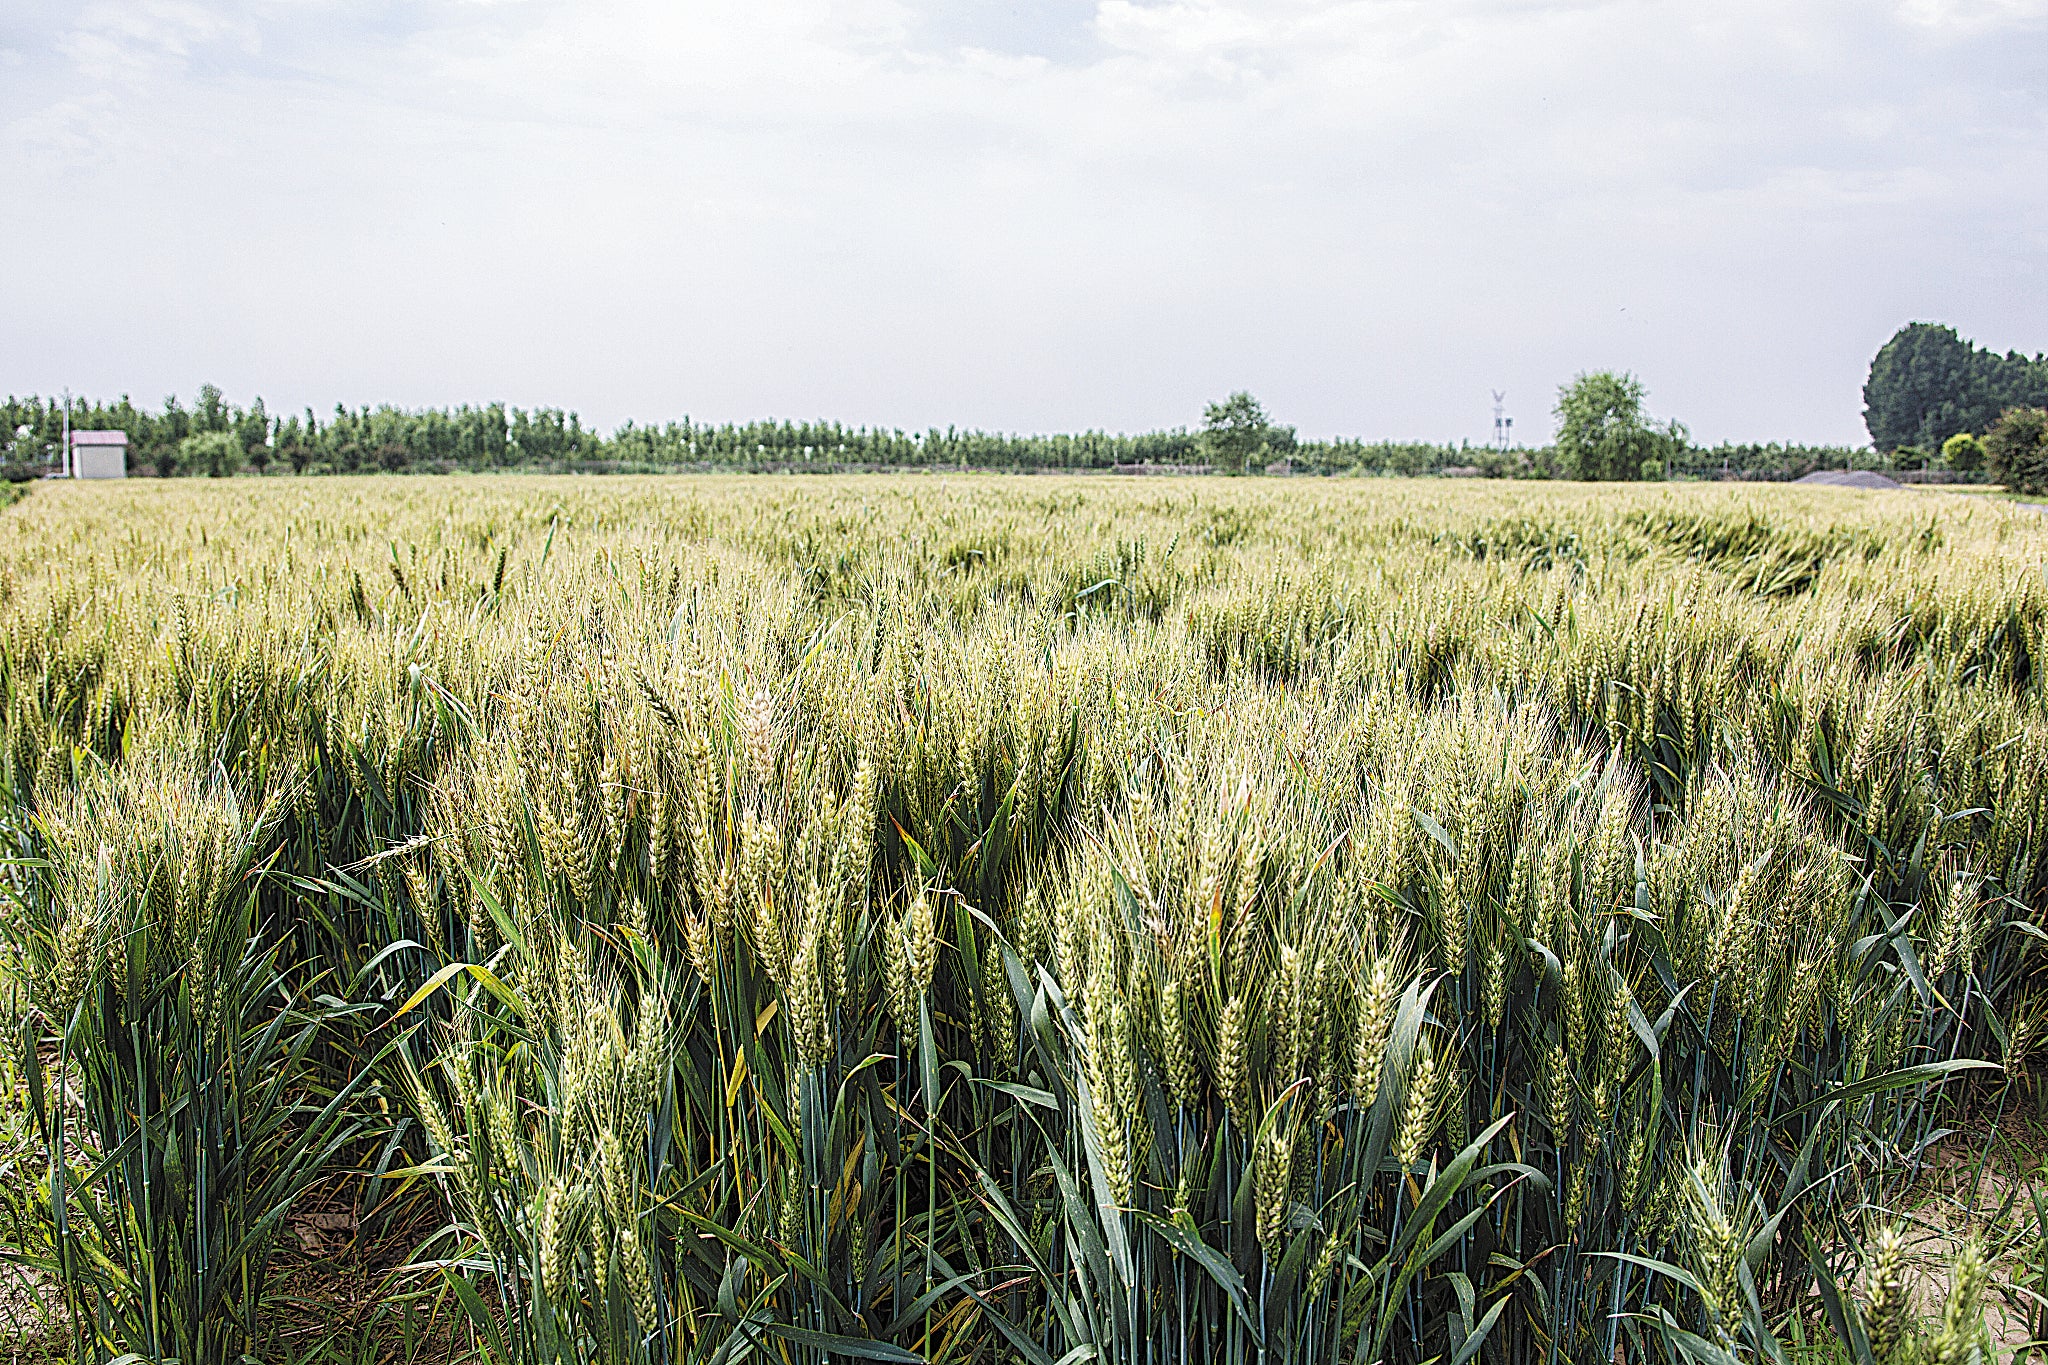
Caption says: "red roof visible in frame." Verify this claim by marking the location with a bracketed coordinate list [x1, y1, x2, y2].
[69, 430, 129, 446]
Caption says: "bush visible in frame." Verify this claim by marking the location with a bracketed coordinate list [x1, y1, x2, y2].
[178, 430, 246, 478]
[1941, 432, 1985, 473]
[1984, 407, 2048, 495]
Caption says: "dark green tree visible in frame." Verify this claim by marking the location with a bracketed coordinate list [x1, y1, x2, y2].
[159, 395, 191, 447]
[1863, 323, 2048, 453]
[239, 398, 272, 474]
[194, 383, 231, 435]
[1984, 407, 2048, 496]
[1553, 372, 1687, 481]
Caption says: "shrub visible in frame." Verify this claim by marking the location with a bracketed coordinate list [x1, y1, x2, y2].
[178, 430, 246, 478]
[1985, 406, 2048, 495]
[1941, 431, 1984, 473]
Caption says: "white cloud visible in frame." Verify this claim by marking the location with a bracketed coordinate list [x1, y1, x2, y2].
[58, 1, 261, 81]
[6, 92, 134, 168]
[1897, 0, 2048, 31]
[0, 0, 2042, 443]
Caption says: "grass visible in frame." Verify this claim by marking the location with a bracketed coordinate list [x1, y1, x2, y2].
[0, 474, 2041, 1365]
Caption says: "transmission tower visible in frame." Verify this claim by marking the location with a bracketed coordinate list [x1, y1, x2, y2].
[1491, 391, 1513, 452]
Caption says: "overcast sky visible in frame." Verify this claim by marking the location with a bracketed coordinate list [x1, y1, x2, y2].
[3, 0, 2044, 445]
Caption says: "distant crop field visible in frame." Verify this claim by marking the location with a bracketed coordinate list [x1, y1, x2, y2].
[1, 475, 2039, 1364]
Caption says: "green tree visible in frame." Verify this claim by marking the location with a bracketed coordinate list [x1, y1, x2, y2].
[237, 398, 271, 473]
[1940, 432, 1984, 474]
[1984, 407, 2048, 496]
[1864, 323, 2048, 453]
[179, 430, 245, 478]
[1200, 391, 1272, 474]
[193, 383, 231, 435]
[1553, 371, 1688, 481]
[157, 394, 191, 453]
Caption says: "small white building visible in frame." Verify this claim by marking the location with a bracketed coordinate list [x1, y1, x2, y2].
[69, 430, 128, 479]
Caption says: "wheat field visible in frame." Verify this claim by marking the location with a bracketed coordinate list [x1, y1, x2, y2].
[0, 475, 2040, 1365]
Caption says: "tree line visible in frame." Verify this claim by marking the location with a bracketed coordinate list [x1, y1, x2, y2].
[0, 386, 1542, 479]
[0, 380, 1881, 483]
[8, 322, 2042, 487]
